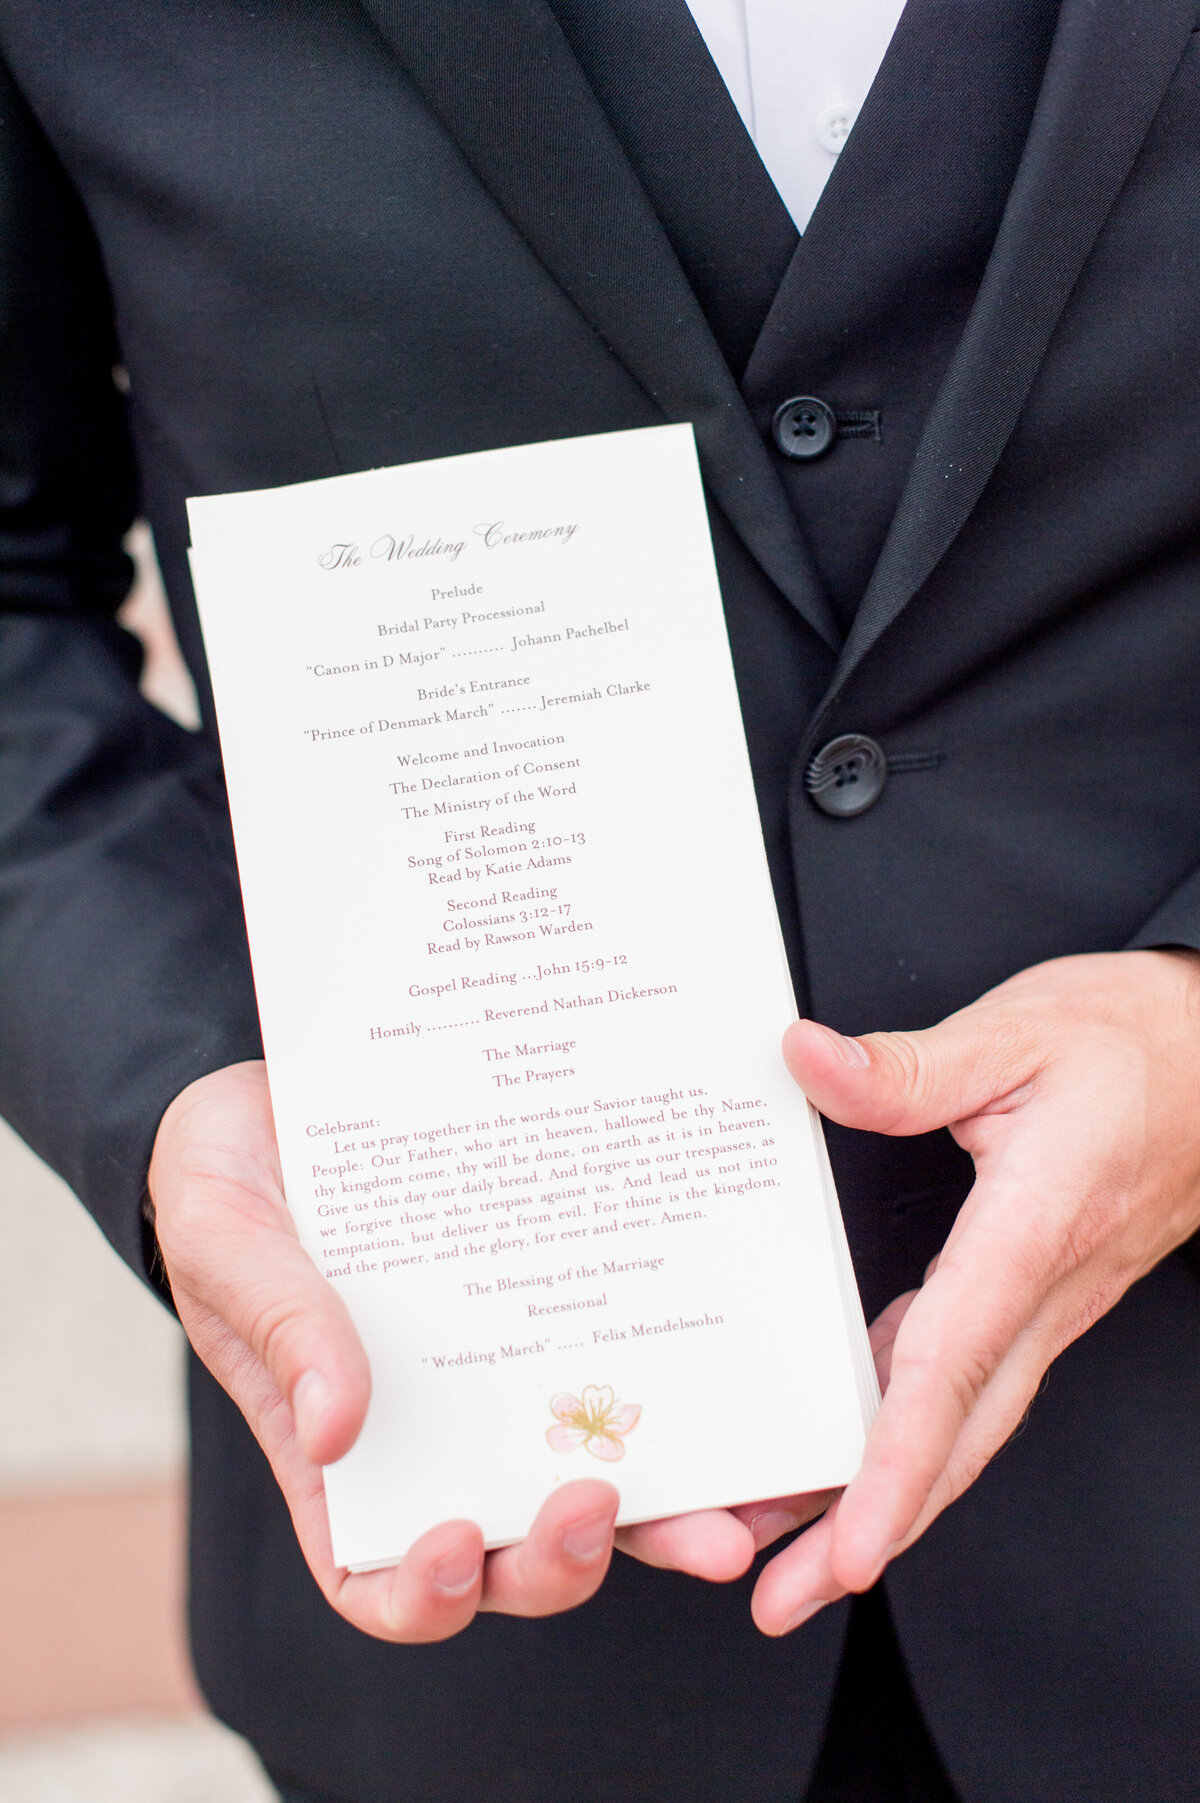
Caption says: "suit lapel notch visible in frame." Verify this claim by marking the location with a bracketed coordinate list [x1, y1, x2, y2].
[354, 0, 841, 649]
[823, 0, 1200, 704]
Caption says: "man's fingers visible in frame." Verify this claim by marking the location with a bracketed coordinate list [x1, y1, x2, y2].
[750, 1274, 1051, 1635]
[844, 1139, 1124, 1584]
[750, 1502, 848, 1635]
[723, 1492, 838, 1553]
[824, 1210, 1056, 1592]
[234, 1422, 486, 1644]
[751, 1303, 1060, 1636]
[329, 1519, 486, 1644]
[782, 1003, 1036, 1138]
[275, 1462, 621, 1640]
[300, 1480, 619, 1642]
[151, 1062, 372, 1466]
[616, 1507, 757, 1578]
[616, 1491, 838, 1577]
[479, 1480, 619, 1617]
[164, 1193, 371, 1466]
[151, 1066, 622, 1646]
[866, 1288, 918, 1392]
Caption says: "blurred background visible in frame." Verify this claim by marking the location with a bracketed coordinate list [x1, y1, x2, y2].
[0, 530, 277, 1800]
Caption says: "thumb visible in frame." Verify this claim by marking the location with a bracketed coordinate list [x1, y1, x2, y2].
[149, 1061, 372, 1473]
[782, 1006, 1034, 1137]
[237, 1229, 373, 1468]
[163, 1193, 372, 1469]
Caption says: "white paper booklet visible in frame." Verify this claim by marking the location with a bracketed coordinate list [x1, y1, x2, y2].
[187, 423, 878, 1569]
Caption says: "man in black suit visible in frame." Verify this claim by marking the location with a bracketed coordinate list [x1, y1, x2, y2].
[4, 2, 1200, 1798]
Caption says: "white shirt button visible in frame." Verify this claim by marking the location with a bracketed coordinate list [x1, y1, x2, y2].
[815, 99, 858, 155]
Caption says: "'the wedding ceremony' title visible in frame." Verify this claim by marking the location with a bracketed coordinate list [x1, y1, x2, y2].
[317, 519, 580, 571]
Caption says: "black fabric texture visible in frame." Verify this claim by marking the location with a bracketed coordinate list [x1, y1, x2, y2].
[815, 0, 1199, 714]
[742, 0, 1062, 629]
[271, 1587, 965, 1803]
[888, 1256, 1200, 1802]
[803, 1588, 961, 1803]
[0, 55, 263, 1285]
[545, 0, 798, 378]
[355, 0, 840, 646]
[3, 0, 1200, 1798]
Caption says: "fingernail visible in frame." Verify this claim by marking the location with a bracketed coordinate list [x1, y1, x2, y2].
[782, 1597, 831, 1634]
[432, 1538, 482, 1596]
[561, 1510, 615, 1563]
[292, 1369, 331, 1446]
[818, 1024, 871, 1068]
[750, 1509, 802, 1551]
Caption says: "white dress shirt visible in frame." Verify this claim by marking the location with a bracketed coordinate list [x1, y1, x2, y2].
[684, 0, 907, 231]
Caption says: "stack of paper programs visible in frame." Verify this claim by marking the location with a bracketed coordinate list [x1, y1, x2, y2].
[188, 423, 878, 1570]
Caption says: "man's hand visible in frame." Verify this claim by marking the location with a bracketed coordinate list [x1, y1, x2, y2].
[749, 948, 1200, 1635]
[150, 950, 1195, 1642]
[148, 1062, 758, 1644]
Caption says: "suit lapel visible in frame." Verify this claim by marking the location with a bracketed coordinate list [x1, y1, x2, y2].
[356, 0, 840, 649]
[820, 0, 1200, 708]
[545, 0, 798, 380]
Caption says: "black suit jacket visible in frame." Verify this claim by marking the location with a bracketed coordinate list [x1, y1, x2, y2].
[4, 3, 1200, 1798]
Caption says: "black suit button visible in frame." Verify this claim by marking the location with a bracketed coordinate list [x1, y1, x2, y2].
[805, 734, 888, 816]
[773, 396, 837, 460]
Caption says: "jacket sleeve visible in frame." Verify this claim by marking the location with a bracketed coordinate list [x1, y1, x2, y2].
[1126, 870, 1200, 957]
[0, 56, 263, 1289]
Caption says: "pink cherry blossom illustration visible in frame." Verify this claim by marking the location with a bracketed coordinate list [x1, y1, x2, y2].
[546, 1384, 642, 1462]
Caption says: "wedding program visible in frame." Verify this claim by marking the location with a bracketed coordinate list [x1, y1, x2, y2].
[188, 424, 878, 1570]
